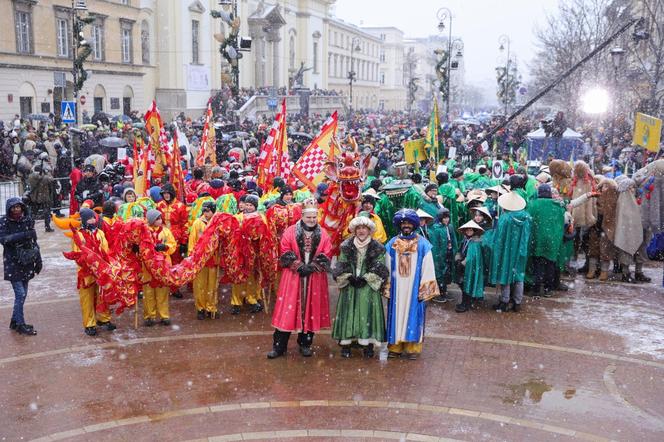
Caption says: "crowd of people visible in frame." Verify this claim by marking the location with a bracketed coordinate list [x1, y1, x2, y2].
[1, 106, 662, 364]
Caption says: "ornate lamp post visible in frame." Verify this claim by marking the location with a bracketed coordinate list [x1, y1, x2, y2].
[348, 36, 361, 118]
[609, 47, 625, 152]
[498, 34, 511, 115]
[437, 7, 452, 117]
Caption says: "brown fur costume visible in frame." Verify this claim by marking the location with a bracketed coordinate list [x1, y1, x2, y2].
[549, 160, 573, 197]
[571, 161, 597, 228]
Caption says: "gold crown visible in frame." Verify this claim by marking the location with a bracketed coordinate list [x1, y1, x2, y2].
[301, 198, 319, 214]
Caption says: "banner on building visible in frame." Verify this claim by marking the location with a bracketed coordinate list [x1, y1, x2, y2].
[633, 112, 662, 153]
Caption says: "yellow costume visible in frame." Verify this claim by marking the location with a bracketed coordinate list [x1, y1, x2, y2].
[342, 212, 387, 244]
[188, 217, 219, 316]
[72, 229, 111, 328]
[142, 225, 176, 322]
[230, 212, 266, 309]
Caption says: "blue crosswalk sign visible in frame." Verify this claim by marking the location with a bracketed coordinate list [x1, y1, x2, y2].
[61, 101, 76, 123]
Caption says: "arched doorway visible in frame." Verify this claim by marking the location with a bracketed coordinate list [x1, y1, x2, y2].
[93, 84, 106, 113]
[122, 85, 134, 116]
[18, 82, 37, 117]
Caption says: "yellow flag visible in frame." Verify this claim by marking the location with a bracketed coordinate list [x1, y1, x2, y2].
[403, 139, 427, 164]
[633, 112, 662, 153]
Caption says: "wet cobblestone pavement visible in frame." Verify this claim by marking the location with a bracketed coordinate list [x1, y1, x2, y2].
[1, 231, 663, 441]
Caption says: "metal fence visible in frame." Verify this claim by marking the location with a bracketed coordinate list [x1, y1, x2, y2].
[0, 180, 21, 212]
[0, 177, 71, 214]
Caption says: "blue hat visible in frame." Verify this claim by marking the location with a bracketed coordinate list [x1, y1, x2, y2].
[392, 208, 419, 228]
[149, 186, 163, 202]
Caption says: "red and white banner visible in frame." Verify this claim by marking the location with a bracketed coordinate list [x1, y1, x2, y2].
[257, 99, 289, 190]
[292, 111, 338, 190]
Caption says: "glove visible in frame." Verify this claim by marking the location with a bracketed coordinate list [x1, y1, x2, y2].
[179, 244, 187, 255]
[155, 243, 167, 252]
[351, 276, 367, 288]
[297, 264, 313, 277]
[35, 260, 42, 275]
[131, 244, 140, 254]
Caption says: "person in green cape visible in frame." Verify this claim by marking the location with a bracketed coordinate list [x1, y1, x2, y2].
[438, 172, 466, 240]
[419, 183, 444, 218]
[429, 207, 457, 303]
[490, 192, 532, 313]
[527, 184, 565, 297]
[449, 168, 467, 194]
[332, 214, 388, 358]
[455, 220, 485, 313]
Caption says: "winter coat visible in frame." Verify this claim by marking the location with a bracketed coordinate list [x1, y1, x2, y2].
[527, 197, 565, 261]
[27, 170, 54, 205]
[75, 176, 103, 206]
[0, 198, 42, 282]
[489, 209, 532, 285]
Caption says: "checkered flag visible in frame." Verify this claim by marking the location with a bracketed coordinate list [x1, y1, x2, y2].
[292, 112, 338, 190]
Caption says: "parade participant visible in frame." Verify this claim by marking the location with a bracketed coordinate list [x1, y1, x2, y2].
[69, 158, 84, 215]
[216, 191, 238, 214]
[74, 208, 115, 336]
[527, 184, 565, 296]
[142, 210, 176, 326]
[429, 207, 457, 303]
[185, 167, 207, 197]
[332, 214, 388, 358]
[266, 186, 302, 240]
[75, 164, 104, 208]
[595, 178, 619, 281]
[455, 220, 485, 313]
[470, 206, 493, 231]
[419, 183, 443, 218]
[357, 189, 387, 243]
[416, 209, 434, 240]
[188, 201, 220, 319]
[100, 200, 121, 242]
[489, 192, 531, 313]
[0, 197, 41, 335]
[484, 186, 503, 219]
[118, 187, 146, 220]
[614, 176, 651, 283]
[449, 169, 467, 194]
[231, 194, 272, 314]
[385, 209, 439, 360]
[157, 184, 189, 267]
[268, 198, 333, 359]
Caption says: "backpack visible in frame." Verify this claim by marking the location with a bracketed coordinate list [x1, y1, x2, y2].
[646, 232, 664, 261]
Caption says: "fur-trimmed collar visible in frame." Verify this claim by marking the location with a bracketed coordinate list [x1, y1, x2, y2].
[339, 237, 385, 265]
[295, 220, 321, 262]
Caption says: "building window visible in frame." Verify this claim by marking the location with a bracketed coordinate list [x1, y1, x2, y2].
[92, 19, 105, 61]
[380, 51, 385, 63]
[380, 72, 385, 85]
[380, 33, 386, 41]
[313, 41, 319, 74]
[141, 20, 150, 64]
[121, 20, 133, 63]
[120, 0, 130, 4]
[191, 20, 200, 64]
[289, 35, 295, 70]
[56, 18, 69, 57]
[15, 8, 32, 54]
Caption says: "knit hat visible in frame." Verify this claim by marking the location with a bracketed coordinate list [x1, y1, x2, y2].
[149, 186, 163, 203]
[537, 184, 553, 199]
[437, 207, 450, 219]
[160, 184, 176, 198]
[280, 186, 293, 200]
[80, 208, 96, 226]
[245, 194, 259, 209]
[348, 214, 376, 235]
[509, 174, 526, 190]
[425, 183, 438, 193]
[146, 209, 162, 225]
[122, 187, 136, 201]
[201, 201, 216, 213]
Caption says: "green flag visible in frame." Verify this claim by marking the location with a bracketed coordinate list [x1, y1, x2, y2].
[424, 95, 439, 162]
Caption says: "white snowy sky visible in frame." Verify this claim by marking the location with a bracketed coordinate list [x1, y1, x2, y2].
[333, 0, 561, 87]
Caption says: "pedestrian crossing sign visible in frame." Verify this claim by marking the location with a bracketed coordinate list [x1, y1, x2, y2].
[61, 101, 76, 123]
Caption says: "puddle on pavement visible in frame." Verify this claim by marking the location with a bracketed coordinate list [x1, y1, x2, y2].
[501, 378, 557, 405]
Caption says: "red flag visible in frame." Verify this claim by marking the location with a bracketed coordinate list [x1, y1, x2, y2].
[257, 99, 287, 190]
[292, 111, 338, 190]
[170, 131, 186, 202]
[196, 103, 216, 166]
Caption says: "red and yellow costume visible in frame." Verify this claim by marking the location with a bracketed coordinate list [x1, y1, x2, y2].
[157, 198, 188, 264]
[231, 212, 278, 308]
[188, 216, 219, 315]
[142, 225, 177, 321]
[72, 228, 111, 328]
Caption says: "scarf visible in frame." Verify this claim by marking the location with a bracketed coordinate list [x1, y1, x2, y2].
[353, 235, 371, 251]
[392, 236, 418, 277]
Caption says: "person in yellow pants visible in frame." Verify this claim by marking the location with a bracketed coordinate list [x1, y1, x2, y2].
[189, 201, 219, 320]
[142, 209, 177, 326]
[231, 194, 270, 315]
[74, 208, 115, 337]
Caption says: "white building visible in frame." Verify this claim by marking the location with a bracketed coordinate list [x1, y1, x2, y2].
[363, 27, 406, 111]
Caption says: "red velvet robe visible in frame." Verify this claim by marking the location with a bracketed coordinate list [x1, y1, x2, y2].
[271, 223, 332, 333]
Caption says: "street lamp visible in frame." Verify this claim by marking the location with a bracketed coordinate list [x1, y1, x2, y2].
[609, 46, 625, 152]
[347, 36, 361, 117]
[498, 34, 511, 115]
[437, 7, 452, 118]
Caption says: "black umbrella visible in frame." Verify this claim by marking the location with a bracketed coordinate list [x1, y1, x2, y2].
[25, 114, 50, 122]
[91, 112, 111, 126]
[111, 114, 132, 123]
[99, 136, 129, 148]
[290, 132, 313, 142]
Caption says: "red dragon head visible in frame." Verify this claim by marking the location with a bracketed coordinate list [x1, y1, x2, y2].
[323, 137, 369, 202]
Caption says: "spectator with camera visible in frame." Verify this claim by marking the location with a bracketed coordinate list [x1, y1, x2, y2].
[75, 164, 104, 208]
[27, 164, 54, 232]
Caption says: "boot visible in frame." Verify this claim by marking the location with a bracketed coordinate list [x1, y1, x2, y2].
[249, 302, 263, 313]
[230, 305, 241, 315]
[171, 290, 183, 299]
[621, 273, 636, 283]
[267, 330, 289, 359]
[16, 324, 37, 335]
[598, 271, 609, 281]
[144, 318, 155, 327]
[9, 319, 17, 330]
[455, 294, 470, 313]
[84, 326, 97, 336]
[98, 321, 116, 331]
[160, 318, 171, 326]
[612, 261, 621, 274]
[585, 269, 597, 279]
[512, 303, 521, 313]
[494, 301, 509, 312]
[363, 344, 375, 358]
[197, 310, 206, 320]
[299, 346, 313, 357]
[634, 272, 652, 283]
[340, 345, 352, 358]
